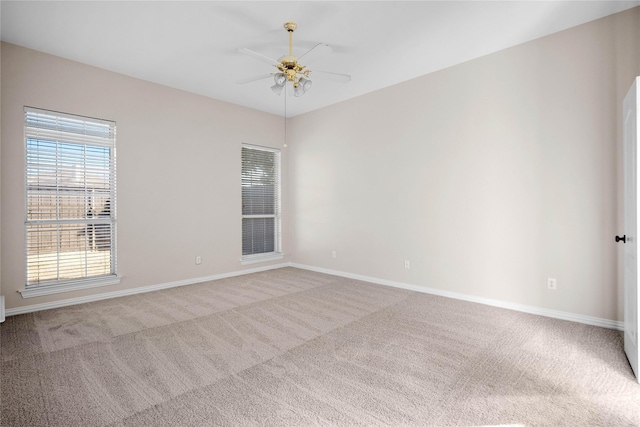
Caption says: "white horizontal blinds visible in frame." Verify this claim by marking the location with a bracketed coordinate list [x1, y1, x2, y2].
[241, 145, 281, 256]
[25, 107, 117, 287]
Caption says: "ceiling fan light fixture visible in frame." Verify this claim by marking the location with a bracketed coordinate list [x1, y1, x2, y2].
[299, 77, 312, 91]
[274, 73, 286, 86]
[271, 83, 285, 95]
[293, 77, 312, 97]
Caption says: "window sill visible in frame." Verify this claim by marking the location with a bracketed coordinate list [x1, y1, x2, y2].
[19, 275, 122, 298]
[240, 253, 284, 266]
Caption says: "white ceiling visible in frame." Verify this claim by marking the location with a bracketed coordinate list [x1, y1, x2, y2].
[2, 1, 639, 117]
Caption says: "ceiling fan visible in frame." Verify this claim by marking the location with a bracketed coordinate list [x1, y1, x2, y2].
[237, 21, 351, 97]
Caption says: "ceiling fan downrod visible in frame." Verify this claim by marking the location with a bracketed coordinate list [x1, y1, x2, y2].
[284, 21, 297, 57]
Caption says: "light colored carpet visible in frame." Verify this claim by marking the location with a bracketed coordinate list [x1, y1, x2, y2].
[1, 267, 639, 426]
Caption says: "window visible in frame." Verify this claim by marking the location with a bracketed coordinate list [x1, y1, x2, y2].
[241, 144, 281, 262]
[22, 107, 119, 297]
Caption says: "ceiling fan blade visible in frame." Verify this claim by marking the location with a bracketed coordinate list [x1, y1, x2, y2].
[236, 73, 274, 84]
[237, 48, 281, 67]
[311, 70, 351, 83]
[298, 43, 332, 65]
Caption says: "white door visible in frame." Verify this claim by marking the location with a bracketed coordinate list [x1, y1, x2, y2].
[623, 76, 640, 382]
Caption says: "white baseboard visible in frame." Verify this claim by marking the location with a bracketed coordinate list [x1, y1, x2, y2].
[5, 262, 624, 331]
[290, 263, 624, 331]
[5, 263, 289, 317]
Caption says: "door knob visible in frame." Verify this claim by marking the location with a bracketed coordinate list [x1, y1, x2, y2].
[616, 235, 627, 243]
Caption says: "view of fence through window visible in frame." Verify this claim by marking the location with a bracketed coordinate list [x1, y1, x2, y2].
[25, 108, 116, 286]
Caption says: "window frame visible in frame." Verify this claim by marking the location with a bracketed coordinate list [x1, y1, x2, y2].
[241, 144, 282, 264]
[20, 107, 120, 298]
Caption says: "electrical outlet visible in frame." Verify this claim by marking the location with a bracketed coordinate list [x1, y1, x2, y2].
[404, 260, 410, 269]
[547, 277, 557, 290]
[196, 256, 202, 265]
[332, 250, 336, 259]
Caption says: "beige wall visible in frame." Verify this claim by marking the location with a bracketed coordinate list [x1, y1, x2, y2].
[289, 8, 640, 322]
[1, 42, 287, 311]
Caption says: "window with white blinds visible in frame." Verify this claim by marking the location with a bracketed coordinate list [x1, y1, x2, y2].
[241, 144, 281, 260]
[24, 107, 118, 295]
